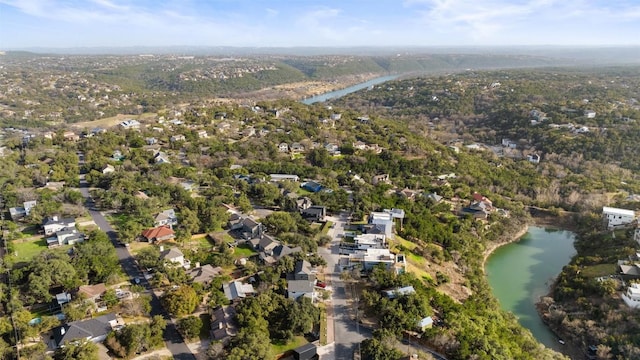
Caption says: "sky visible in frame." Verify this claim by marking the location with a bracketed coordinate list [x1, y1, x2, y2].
[1, 0, 640, 49]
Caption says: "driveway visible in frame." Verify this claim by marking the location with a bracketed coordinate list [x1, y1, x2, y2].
[319, 212, 370, 360]
[77, 152, 195, 360]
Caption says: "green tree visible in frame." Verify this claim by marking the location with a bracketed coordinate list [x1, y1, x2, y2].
[163, 285, 199, 316]
[54, 339, 98, 360]
[177, 316, 203, 340]
[262, 211, 297, 234]
[226, 327, 271, 360]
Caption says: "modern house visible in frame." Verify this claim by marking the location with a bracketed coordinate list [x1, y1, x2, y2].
[278, 143, 289, 152]
[603, 207, 636, 229]
[369, 209, 404, 237]
[102, 164, 115, 174]
[141, 225, 175, 243]
[119, 119, 141, 130]
[349, 248, 396, 271]
[222, 281, 255, 302]
[584, 110, 596, 118]
[622, 283, 640, 309]
[383, 286, 416, 299]
[527, 154, 541, 164]
[417, 316, 434, 331]
[52, 313, 119, 348]
[371, 174, 391, 185]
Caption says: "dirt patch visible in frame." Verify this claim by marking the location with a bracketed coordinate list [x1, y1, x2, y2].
[71, 112, 158, 129]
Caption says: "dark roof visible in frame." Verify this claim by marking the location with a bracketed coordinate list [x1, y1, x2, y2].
[273, 245, 302, 259]
[293, 342, 318, 360]
[53, 313, 116, 347]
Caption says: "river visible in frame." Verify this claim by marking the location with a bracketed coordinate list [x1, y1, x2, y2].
[301, 75, 399, 104]
[485, 226, 576, 352]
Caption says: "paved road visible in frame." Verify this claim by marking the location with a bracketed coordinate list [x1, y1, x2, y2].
[319, 212, 370, 360]
[77, 152, 195, 360]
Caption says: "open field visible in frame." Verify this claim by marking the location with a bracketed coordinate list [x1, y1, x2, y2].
[70, 112, 157, 129]
[12, 237, 48, 262]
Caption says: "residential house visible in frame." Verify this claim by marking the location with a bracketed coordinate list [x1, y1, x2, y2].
[501, 138, 517, 148]
[210, 306, 236, 342]
[42, 181, 65, 191]
[278, 143, 290, 153]
[102, 164, 115, 174]
[371, 174, 391, 185]
[47, 227, 85, 247]
[290, 142, 305, 154]
[350, 248, 396, 270]
[584, 110, 597, 118]
[242, 127, 256, 138]
[383, 286, 416, 299]
[170, 134, 186, 143]
[353, 141, 367, 150]
[188, 265, 223, 285]
[398, 188, 419, 201]
[296, 197, 313, 211]
[460, 202, 491, 219]
[324, 143, 339, 155]
[77, 283, 107, 303]
[43, 216, 76, 236]
[369, 209, 404, 237]
[145, 137, 157, 145]
[622, 283, 640, 309]
[160, 246, 188, 268]
[237, 217, 263, 240]
[301, 206, 326, 222]
[119, 119, 140, 130]
[52, 313, 119, 348]
[301, 181, 323, 193]
[417, 316, 434, 331]
[141, 225, 175, 243]
[154, 151, 171, 164]
[112, 150, 125, 161]
[270, 174, 300, 182]
[63, 131, 80, 142]
[425, 192, 443, 203]
[603, 207, 636, 229]
[287, 260, 316, 300]
[527, 154, 541, 164]
[619, 263, 640, 280]
[9, 200, 37, 221]
[197, 130, 208, 139]
[330, 113, 342, 121]
[357, 116, 370, 124]
[222, 281, 255, 302]
[154, 209, 178, 229]
[55, 292, 72, 307]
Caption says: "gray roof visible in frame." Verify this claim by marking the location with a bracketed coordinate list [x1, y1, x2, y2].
[188, 265, 223, 284]
[288, 279, 314, 293]
[223, 281, 255, 301]
[53, 313, 116, 347]
[160, 247, 184, 261]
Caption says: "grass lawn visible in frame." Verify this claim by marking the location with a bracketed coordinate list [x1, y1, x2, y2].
[318, 303, 328, 345]
[233, 244, 257, 259]
[187, 235, 215, 249]
[321, 221, 333, 235]
[270, 336, 308, 357]
[581, 263, 617, 278]
[12, 238, 48, 262]
[128, 241, 152, 255]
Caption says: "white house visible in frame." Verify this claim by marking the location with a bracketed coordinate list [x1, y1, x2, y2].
[585, 110, 596, 118]
[119, 119, 140, 130]
[160, 246, 189, 269]
[43, 216, 76, 236]
[622, 283, 640, 309]
[527, 154, 541, 164]
[602, 207, 636, 229]
[269, 174, 300, 182]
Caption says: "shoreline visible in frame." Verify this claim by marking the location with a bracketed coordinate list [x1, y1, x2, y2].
[482, 223, 529, 272]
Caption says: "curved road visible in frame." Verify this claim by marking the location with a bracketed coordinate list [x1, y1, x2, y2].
[77, 152, 195, 360]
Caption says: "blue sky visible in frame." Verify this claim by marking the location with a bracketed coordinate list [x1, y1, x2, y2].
[1, 0, 639, 49]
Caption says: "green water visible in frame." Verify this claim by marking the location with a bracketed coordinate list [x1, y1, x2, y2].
[486, 226, 576, 351]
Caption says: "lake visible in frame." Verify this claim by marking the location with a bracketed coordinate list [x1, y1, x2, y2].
[485, 226, 576, 352]
[301, 75, 399, 104]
